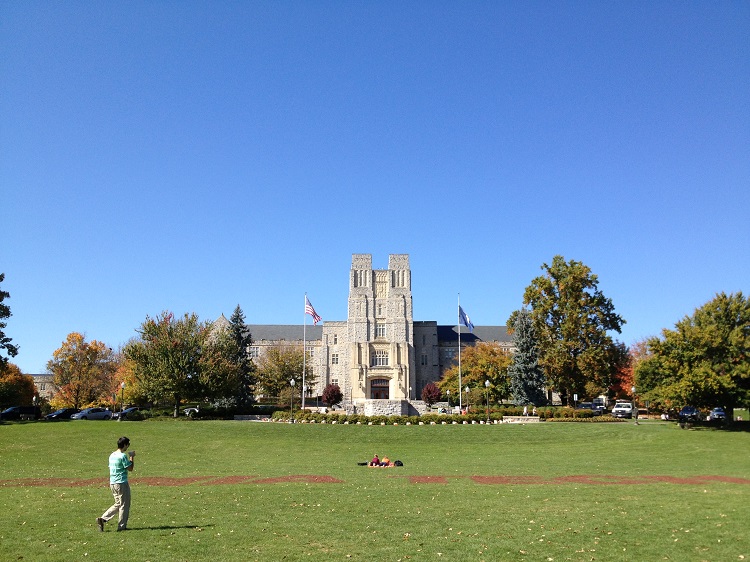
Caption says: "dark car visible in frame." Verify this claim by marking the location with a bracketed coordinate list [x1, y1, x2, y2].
[114, 407, 140, 420]
[708, 407, 726, 422]
[678, 406, 702, 424]
[45, 408, 80, 421]
[1, 406, 42, 420]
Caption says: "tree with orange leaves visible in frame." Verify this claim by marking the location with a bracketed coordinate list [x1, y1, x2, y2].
[47, 333, 118, 409]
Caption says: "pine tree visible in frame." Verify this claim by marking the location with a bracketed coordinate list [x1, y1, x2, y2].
[229, 305, 256, 409]
[508, 308, 547, 406]
[0, 273, 19, 373]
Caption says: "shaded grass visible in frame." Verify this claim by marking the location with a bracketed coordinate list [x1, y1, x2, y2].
[1, 419, 748, 561]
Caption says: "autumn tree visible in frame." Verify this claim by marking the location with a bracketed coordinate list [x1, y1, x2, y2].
[507, 308, 547, 406]
[421, 382, 441, 407]
[322, 383, 343, 409]
[634, 292, 750, 414]
[125, 311, 240, 417]
[0, 363, 36, 407]
[509, 256, 627, 406]
[47, 333, 118, 409]
[438, 342, 511, 405]
[0, 273, 19, 373]
[256, 344, 314, 402]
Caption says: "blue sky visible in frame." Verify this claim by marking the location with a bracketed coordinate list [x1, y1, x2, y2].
[2, 2, 748, 374]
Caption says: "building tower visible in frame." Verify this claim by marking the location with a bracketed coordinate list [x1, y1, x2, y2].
[347, 254, 414, 400]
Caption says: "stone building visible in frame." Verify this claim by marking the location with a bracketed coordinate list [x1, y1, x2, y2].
[223, 254, 513, 412]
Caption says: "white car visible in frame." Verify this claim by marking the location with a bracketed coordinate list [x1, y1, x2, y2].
[611, 402, 633, 419]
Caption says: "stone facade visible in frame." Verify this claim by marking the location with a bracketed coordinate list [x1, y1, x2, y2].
[226, 254, 513, 409]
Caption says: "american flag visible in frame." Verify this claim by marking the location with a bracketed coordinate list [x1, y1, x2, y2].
[305, 296, 322, 325]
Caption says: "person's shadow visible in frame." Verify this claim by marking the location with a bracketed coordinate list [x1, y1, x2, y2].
[127, 524, 215, 531]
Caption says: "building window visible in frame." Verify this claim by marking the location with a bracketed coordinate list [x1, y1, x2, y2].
[333, 334, 338, 344]
[421, 354, 428, 366]
[331, 378, 339, 386]
[372, 350, 389, 366]
[377, 303, 384, 316]
[331, 353, 339, 365]
[306, 346, 314, 358]
[376, 323, 386, 338]
[248, 346, 260, 358]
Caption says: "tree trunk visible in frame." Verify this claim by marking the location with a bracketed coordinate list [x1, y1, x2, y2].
[173, 395, 181, 418]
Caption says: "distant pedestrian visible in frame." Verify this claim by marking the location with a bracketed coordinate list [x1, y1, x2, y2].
[523, 405, 528, 416]
[532, 406, 537, 416]
[96, 436, 135, 532]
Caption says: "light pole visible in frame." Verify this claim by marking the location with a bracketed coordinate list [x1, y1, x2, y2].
[465, 385, 470, 413]
[120, 382, 126, 414]
[632, 386, 639, 425]
[446, 389, 450, 410]
[485, 380, 490, 422]
[290, 378, 296, 422]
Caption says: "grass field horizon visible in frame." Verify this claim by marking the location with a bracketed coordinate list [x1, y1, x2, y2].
[1, 419, 748, 561]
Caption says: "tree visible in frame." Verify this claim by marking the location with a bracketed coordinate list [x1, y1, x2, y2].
[507, 308, 547, 406]
[438, 342, 511, 405]
[322, 383, 343, 409]
[256, 344, 314, 401]
[47, 333, 118, 409]
[125, 311, 240, 417]
[421, 382, 441, 407]
[509, 256, 627, 406]
[0, 363, 36, 407]
[229, 305, 256, 408]
[0, 273, 19, 373]
[634, 292, 750, 414]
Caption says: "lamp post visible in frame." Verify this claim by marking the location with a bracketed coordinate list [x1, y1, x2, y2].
[290, 378, 296, 422]
[120, 382, 126, 414]
[485, 380, 490, 423]
[464, 385, 470, 413]
[632, 385, 639, 425]
[446, 389, 450, 410]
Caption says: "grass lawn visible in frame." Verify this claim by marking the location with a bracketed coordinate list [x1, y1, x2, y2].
[1, 418, 748, 561]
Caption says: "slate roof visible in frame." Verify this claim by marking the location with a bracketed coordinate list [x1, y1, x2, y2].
[243, 323, 510, 345]
[436, 325, 512, 344]
[246, 324, 323, 341]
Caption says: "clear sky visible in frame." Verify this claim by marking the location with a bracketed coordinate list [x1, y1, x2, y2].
[2, 2, 748, 375]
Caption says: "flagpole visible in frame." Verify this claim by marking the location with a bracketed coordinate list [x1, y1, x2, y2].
[302, 293, 307, 411]
[458, 293, 462, 413]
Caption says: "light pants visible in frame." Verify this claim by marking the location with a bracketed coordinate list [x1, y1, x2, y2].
[102, 482, 131, 530]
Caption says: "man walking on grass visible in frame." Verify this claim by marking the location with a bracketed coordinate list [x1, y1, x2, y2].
[97, 436, 135, 532]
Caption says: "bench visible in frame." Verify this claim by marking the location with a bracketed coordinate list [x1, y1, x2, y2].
[502, 416, 541, 423]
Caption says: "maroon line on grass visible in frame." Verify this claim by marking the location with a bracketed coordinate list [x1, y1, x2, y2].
[0, 474, 748, 488]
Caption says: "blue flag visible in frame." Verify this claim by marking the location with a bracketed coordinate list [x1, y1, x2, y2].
[459, 305, 474, 332]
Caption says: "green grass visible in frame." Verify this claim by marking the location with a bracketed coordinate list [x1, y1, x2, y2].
[1, 419, 748, 561]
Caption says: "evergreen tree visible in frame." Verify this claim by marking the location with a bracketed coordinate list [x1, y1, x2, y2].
[508, 308, 547, 406]
[0, 273, 19, 373]
[229, 305, 256, 408]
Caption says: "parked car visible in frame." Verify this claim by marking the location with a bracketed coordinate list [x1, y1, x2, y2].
[678, 406, 702, 423]
[44, 408, 80, 421]
[1, 406, 42, 420]
[611, 402, 633, 419]
[184, 406, 199, 417]
[592, 397, 607, 414]
[71, 407, 112, 420]
[707, 407, 726, 422]
[114, 407, 140, 420]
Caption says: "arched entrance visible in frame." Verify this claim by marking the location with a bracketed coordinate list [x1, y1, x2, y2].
[370, 378, 390, 399]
